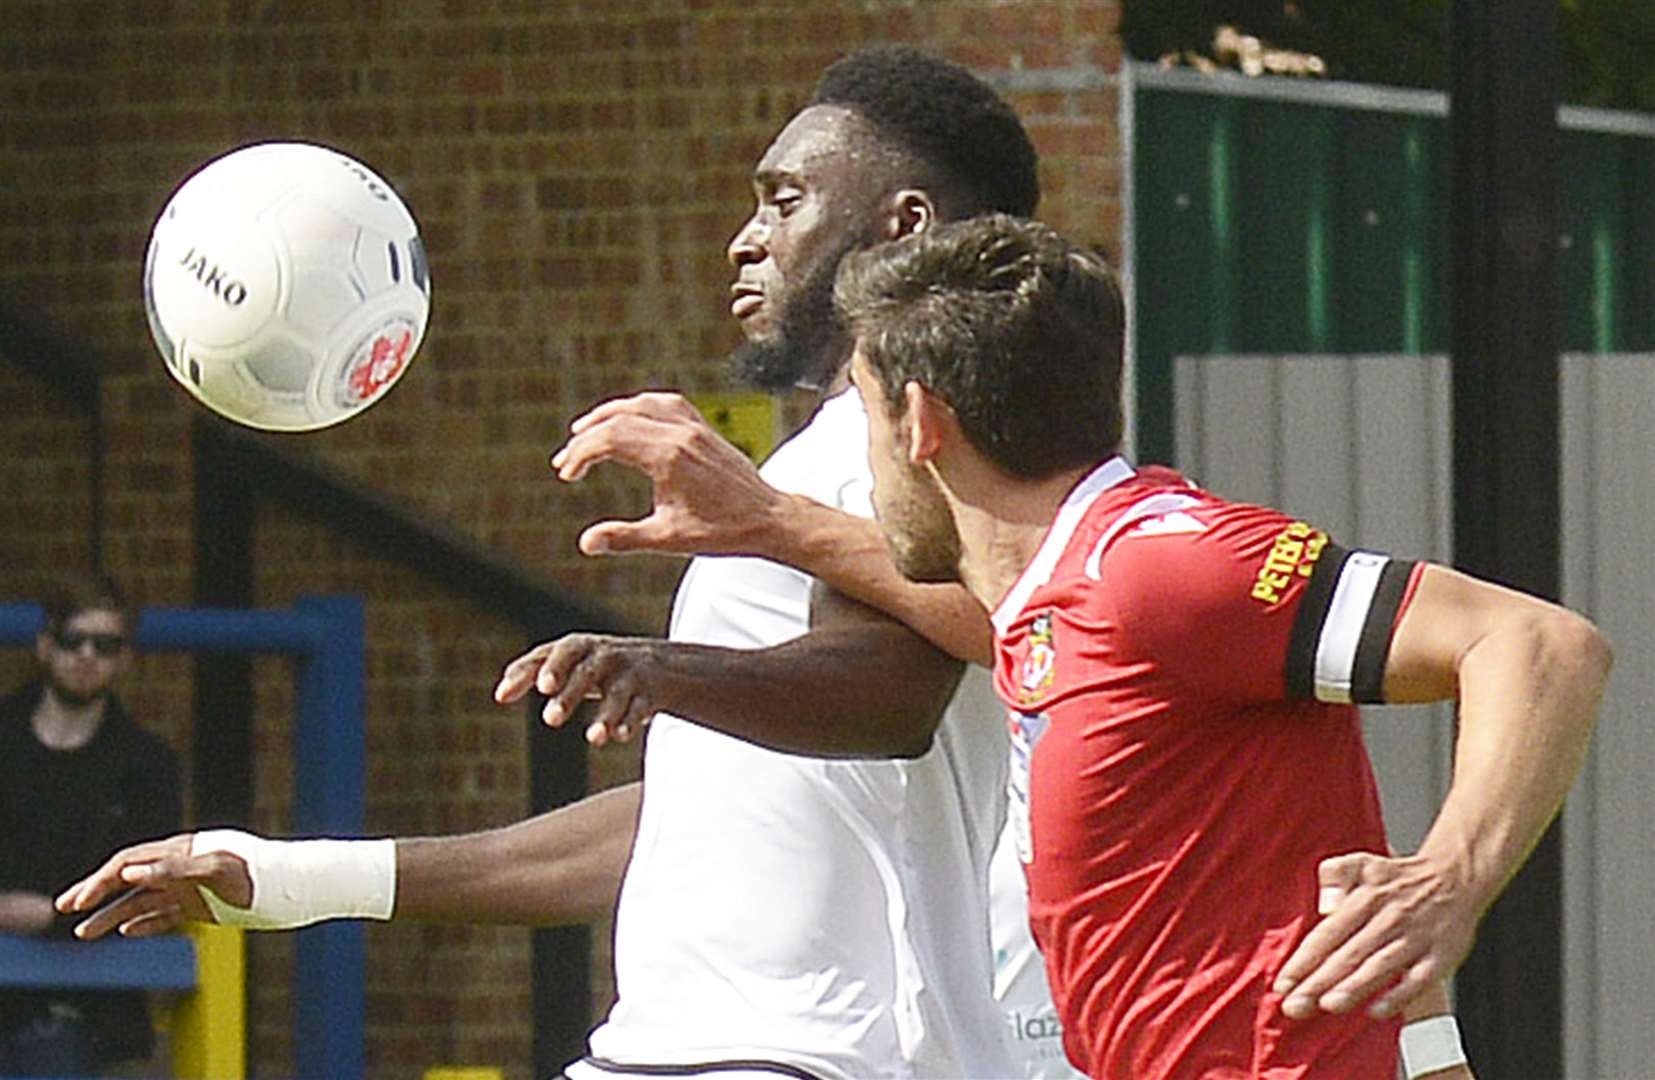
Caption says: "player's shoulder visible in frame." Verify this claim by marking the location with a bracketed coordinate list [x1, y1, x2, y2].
[1064, 472, 1308, 592]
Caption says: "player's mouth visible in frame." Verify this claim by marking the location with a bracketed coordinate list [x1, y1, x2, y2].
[730, 284, 764, 321]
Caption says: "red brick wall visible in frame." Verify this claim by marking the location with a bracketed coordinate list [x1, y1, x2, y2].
[1, 3, 1122, 1077]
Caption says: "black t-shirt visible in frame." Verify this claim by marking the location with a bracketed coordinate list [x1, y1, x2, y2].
[0, 681, 183, 1062]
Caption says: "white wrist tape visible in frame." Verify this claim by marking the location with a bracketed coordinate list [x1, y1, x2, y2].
[1401, 1015, 1468, 1078]
[190, 829, 396, 930]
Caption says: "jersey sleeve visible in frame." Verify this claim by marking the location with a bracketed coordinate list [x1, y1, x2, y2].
[1096, 506, 1418, 705]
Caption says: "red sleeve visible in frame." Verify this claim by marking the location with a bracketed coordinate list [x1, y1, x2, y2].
[1095, 504, 1328, 704]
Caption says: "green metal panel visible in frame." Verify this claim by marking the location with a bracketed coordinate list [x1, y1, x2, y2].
[1132, 91, 1241, 465]
[1559, 130, 1627, 354]
[1234, 101, 1338, 355]
[1332, 114, 1447, 355]
[1615, 137, 1655, 351]
[1131, 70, 1655, 464]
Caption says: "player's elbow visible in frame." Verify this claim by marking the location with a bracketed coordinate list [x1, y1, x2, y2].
[1553, 609, 1613, 690]
[1525, 607, 1613, 719]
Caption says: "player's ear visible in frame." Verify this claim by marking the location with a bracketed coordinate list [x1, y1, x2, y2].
[883, 190, 937, 241]
[902, 380, 951, 465]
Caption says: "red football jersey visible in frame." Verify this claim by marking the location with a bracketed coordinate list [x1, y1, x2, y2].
[992, 459, 1423, 1080]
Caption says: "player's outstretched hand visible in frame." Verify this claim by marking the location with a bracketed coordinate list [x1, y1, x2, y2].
[550, 392, 792, 558]
[497, 633, 662, 747]
[1274, 850, 1482, 1022]
[54, 833, 251, 940]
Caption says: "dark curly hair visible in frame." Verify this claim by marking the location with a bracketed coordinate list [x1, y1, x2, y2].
[808, 46, 1040, 219]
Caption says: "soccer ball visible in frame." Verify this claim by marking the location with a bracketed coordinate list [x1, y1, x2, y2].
[143, 141, 431, 432]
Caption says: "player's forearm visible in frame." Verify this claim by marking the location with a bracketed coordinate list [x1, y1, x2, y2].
[1417, 607, 1609, 905]
[644, 625, 964, 758]
[763, 493, 992, 666]
[393, 782, 640, 925]
[0, 890, 56, 935]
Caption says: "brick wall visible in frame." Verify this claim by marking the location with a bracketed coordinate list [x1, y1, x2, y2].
[0, 2, 1123, 1076]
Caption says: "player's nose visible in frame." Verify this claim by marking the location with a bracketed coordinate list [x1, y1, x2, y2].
[727, 216, 766, 267]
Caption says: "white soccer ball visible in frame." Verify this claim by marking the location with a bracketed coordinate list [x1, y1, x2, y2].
[143, 141, 431, 431]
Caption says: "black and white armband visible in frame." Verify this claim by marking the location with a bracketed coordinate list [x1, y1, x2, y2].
[1285, 544, 1418, 705]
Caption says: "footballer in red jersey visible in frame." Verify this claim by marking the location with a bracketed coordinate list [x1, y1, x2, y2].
[838, 214, 1607, 1080]
[993, 457, 1421, 1078]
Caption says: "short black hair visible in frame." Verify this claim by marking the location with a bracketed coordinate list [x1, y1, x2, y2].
[836, 214, 1124, 480]
[40, 573, 138, 638]
[809, 46, 1040, 219]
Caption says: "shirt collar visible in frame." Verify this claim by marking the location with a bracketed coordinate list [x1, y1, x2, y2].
[990, 456, 1135, 636]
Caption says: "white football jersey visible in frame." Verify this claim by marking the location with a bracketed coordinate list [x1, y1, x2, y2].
[576, 388, 1014, 1080]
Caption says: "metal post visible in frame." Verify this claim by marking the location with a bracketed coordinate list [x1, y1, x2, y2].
[1449, 0, 1563, 1072]
[293, 594, 368, 1080]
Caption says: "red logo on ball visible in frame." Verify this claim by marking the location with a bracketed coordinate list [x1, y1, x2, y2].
[349, 328, 413, 402]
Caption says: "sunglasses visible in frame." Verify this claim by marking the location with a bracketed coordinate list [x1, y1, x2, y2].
[53, 631, 128, 657]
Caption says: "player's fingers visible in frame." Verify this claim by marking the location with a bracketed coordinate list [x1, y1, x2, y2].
[120, 852, 220, 891]
[542, 648, 608, 728]
[579, 513, 685, 556]
[1317, 852, 1367, 915]
[1275, 899, 1373, 995]
[564, 394, 653, 437]
[553, 415, 675, 482]
[73, 887, 169, 941]
[582, 686, 641, 744]
[494, 642, 557, 703]
[57, 861, 136, 913]
[57, 838, 183, 912]
[568, 391, 696, 435]
[1312, 933, 1425, 1015]
[114, 902, 189, 940]
[1365, 954, 1443, 1020]
[530, 637, 595, 699]
[1281, 910, 1410, 1018]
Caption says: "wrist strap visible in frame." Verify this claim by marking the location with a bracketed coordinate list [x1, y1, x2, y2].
[1401, 1015, 1468, 1078]
[191, 829, 396, 929]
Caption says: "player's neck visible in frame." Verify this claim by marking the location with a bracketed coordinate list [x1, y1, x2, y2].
[31, 686, 107, 751]
[950, 463, 1095, 610]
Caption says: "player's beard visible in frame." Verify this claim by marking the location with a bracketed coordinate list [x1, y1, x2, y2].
[726, 234, 863, 394]
[878, 462, 963, 584]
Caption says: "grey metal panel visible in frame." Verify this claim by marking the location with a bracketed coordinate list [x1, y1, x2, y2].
[1279, 356, 1356, 540]
[1559, 351, 1599, 1080]
[1349, 354, 1452, 560]
[1174, 354, 1282, 508]
[1560, 353, 1655, 1078]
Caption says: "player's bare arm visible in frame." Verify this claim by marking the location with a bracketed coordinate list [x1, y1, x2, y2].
[497, 582, 963, 758]
[551, 391, 992, 665]
[1276, 563, 1610, 1021]
[58, 782, 642, 940]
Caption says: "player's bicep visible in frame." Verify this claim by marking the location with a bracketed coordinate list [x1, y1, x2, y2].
[1378, 562, 1562, 704]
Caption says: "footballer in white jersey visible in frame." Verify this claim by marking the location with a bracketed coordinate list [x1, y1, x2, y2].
[571, 390, 1015, 1080]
